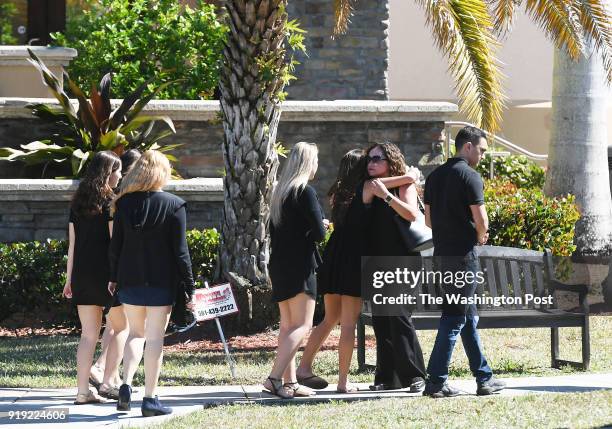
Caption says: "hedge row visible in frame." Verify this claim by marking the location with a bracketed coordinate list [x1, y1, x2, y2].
[0, 183, 578, 326]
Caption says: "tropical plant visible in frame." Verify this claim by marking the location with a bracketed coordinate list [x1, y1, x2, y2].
[52, 0, 227, 100]
[218, 1, 306, 287]
[0, 3, 17, 45]
[0, 49, 178, 178]
[334, 0, 612, 133]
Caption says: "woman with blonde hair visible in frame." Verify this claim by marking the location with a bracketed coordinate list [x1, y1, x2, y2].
[108, 150, 194, 417]
[263, 142, 327, 399]
[63, 150, 127, 404]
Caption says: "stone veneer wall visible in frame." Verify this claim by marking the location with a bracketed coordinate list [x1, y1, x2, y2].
[286, 0, 389, 100]
[0, 99, 456, 242]
[0, 179, 223, 243]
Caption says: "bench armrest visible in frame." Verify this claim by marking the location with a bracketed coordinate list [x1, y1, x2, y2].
[549, 280, 588, 296]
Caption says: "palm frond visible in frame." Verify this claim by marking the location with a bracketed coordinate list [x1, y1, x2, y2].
[416, 0, 505, 131]
[576, 0, 612, 83]
[491, 0, 521, 36]
[332, 0, 356, 37]
[524, 0, 584, 59]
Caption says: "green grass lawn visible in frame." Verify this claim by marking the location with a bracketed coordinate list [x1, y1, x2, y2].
[144, 391, 612, 429]
[0, 316, 610, 388]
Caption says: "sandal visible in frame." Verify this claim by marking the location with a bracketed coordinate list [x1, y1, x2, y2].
[74, 390, 107, 405]
[284, 381, 315, 397]
[98, 384, 120, 400]
[262, 376, 293, 399]
[296, 374, 329, 390]
[336, 383, 360, 393]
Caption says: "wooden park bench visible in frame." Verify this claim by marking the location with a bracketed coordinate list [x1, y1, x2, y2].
[357, 245, 590, 372]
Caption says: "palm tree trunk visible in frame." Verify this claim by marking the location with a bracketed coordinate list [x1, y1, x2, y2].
[545, 40, 612, 257]
[218, 0, 288, 286]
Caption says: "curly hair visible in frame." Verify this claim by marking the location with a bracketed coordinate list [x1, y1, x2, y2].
[328, 149, 367, 227]
[365, 142, 407, 178]
[71, 151, 121, 217]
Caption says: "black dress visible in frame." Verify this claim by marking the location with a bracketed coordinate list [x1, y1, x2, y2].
[317, 185, 368, 297]
[109, 191, 194, 307]
[269, 185, 326, 303]
[69, 206, 115, 307]
[365, 187, 427, 388]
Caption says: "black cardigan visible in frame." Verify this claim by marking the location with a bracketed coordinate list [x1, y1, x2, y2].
[109, 191, 194, 296]
[269, 185, 326, 283]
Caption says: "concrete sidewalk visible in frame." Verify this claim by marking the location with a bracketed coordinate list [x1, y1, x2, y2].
[0, 373, 610, 428]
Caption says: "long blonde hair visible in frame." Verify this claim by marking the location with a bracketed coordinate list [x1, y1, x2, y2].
[112, 150, 171, 212]
[270, 142, 318, 227]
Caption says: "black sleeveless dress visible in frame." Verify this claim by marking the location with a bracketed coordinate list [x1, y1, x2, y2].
[69, 206, 114, 307]
[318, 183, 369, 297]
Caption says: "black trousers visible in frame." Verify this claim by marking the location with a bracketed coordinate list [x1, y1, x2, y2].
[372, 305, 427, 388]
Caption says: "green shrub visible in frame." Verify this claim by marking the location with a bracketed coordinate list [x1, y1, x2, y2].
[187, 227, 220, 287]
[52, 0, 227, 100]
[477, 154, 546, 188]
[0, 3, 17, 45]
[485, 180, 579, 256]
[0, 240, 71, 323]
[0, 228, 220, 325]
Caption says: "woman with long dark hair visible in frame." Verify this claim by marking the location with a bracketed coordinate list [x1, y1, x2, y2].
[296, 148, 421, 393]
[90, 149, 142, 396]
[362, 142, 427, 392]
[264, 142, 327, 399]
[63, 150, 127, 404]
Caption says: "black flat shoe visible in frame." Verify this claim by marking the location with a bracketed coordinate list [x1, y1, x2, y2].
[368, 383, 396, 391]
[409, 377, 426, 393]
[141, 396, 172, 417]
[117, 384, 132, 411]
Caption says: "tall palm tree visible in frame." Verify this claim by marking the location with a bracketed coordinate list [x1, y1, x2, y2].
[335, 0, 612, 258]
[219, 0, 612, 289]
[218, 0, 289, 286]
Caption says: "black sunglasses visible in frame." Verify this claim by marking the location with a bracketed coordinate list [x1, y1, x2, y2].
[367, 155, 388, 164]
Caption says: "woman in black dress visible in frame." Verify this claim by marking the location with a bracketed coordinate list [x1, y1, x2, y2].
[108, 150, 194, 417]
[297, 149, 422, 393]
[363, 142, 427, 392]
[91, 149, 141, 396]
[295, 149, 367, 392]
[264, 142, 327, 399]
[63, 151, 126, 404]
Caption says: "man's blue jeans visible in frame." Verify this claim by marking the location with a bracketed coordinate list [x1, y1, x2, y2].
[427, 313, 493, 384]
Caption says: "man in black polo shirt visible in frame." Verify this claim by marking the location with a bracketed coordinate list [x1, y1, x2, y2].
[422, 126, 505, 398]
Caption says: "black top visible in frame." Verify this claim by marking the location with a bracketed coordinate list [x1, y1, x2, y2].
[69, 205, 114, 306]
[269, 185, 326, 302]
[424, 157, 485, 256]
[318, 183, 370, 297]
[109, 191, 194, 297]
[365, 185, 414, 257]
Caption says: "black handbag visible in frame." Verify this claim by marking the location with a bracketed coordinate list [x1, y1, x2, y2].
[393, 195, 433, 252]
[166, 283, 196, 336]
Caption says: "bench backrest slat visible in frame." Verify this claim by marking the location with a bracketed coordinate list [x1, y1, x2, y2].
[484, 258, 498, 298]
[509, 261, 522, 308]
[522, 262, 535, 309]
[497, 259, 510, 299]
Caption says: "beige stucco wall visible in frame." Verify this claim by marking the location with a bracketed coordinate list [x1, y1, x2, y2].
[388, 0, 612, 158]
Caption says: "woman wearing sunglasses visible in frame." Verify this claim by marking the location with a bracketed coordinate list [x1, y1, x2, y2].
[361, 142, 427, 393]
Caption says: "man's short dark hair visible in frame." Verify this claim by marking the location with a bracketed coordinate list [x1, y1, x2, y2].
[454, 126, 487, 151]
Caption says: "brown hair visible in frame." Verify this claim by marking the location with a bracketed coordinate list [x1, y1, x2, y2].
[365, 142, 407, 178]
[328, 149, 367, 227]
[71, 151, 121, 217]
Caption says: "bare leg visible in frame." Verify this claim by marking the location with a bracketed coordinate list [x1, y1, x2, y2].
[76, 305, 103, 395]
[91, 323, 112, 383]
[121, 304, 146, 386]
[101, 305, 128, 388]
[269, 293, 315, 381]
[296, 294, 341, 378]
[337, 296, 362, 391]
[143, 306, 172, 398]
